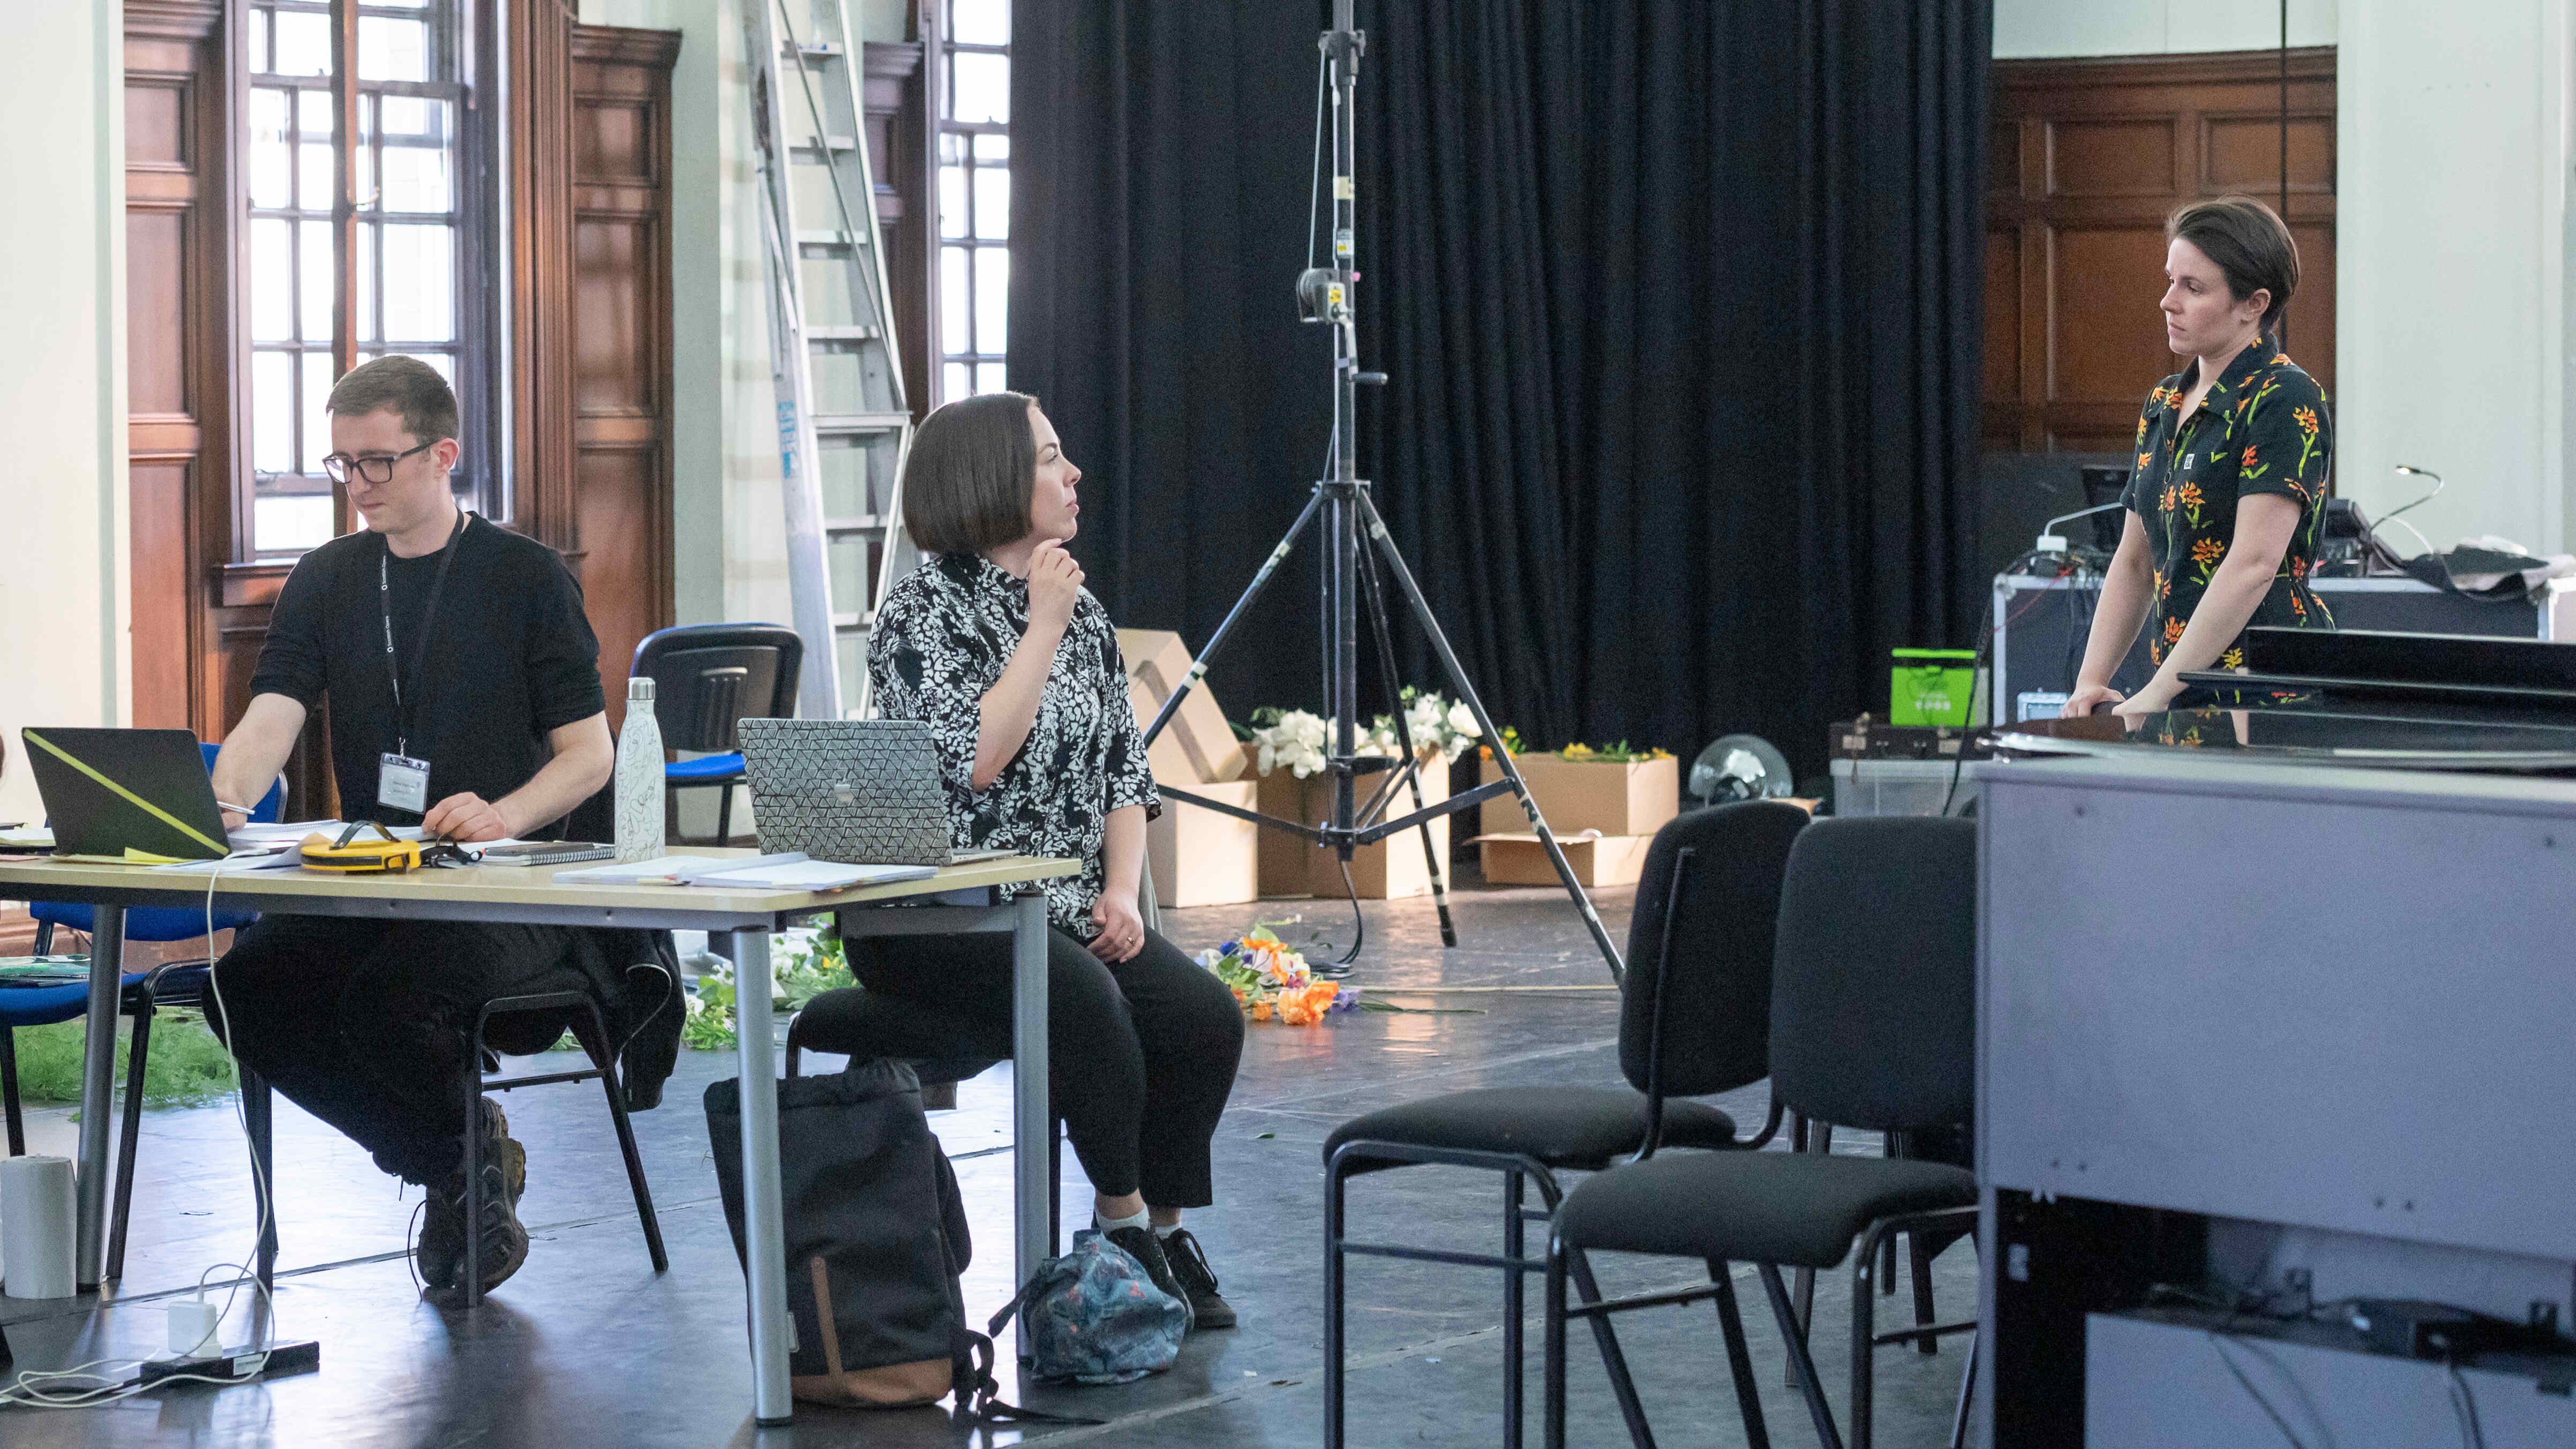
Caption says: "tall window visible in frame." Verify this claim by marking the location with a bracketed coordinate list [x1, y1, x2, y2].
[937, 0, 1009, 401]
[243, 0, 500, 557]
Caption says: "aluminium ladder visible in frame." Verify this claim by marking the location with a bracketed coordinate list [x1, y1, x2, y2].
[747, 0, 917, 720]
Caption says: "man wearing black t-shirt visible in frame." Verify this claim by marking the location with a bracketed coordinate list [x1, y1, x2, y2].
[206, 356, 632, 1297]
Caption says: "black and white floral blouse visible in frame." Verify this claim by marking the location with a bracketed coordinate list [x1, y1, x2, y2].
[869, 552, 1160, 939]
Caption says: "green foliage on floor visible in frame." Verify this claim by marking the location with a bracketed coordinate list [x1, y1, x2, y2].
[7, 1011, 241, 1107]
[682, 929, 853, 1050]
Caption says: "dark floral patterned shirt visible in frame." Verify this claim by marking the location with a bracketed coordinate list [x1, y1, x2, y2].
[870, 552, 1160, 938]
[2118, 335, 2335, 669]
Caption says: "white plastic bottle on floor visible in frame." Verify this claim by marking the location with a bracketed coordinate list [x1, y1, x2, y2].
[614, 677, 666, 864]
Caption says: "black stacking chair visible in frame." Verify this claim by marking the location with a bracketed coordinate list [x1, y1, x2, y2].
[629, 623, 803, 845]
[1541, 815, 1980, 1449]
[458, 992, 671, 1305]
[1322, 801, 1813, 1448]
[784, 898, 1067, 1233]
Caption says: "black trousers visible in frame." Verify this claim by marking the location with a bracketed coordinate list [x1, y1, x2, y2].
[851, 926, 1245, 1207]
[206, 913, 592, 1185]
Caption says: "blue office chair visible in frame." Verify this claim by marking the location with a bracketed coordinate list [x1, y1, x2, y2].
[628, 623, 802, 845]
[6, 740, 284, 1280]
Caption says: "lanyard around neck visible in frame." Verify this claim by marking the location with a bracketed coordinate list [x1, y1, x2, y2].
[381, 510, 468, 756]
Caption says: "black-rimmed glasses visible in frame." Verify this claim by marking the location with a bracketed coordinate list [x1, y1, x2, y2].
[322, 440, 436, 485]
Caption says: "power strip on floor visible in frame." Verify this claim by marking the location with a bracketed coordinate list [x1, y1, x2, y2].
[133, 1339, 320, 1391]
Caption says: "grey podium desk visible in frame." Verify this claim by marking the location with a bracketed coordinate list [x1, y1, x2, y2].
[0, 849, 1077, 1428]
[1973, 752, 2576, 1444]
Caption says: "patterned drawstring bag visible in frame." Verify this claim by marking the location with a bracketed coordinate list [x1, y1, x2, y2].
[987, 1229, 1189, 1385]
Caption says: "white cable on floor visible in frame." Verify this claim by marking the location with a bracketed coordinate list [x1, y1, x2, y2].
[0, 860, 279, 1409]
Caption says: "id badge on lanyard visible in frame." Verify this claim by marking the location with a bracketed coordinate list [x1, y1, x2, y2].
[380, 513, 467, 814]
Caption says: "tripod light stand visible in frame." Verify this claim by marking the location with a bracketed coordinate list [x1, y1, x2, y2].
[1137, 0, 1626, 983]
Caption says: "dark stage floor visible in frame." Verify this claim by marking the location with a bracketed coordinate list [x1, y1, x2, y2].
[0, 880, 1978, 1446]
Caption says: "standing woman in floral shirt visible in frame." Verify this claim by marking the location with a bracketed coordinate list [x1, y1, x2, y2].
[2063, 196, 2333, 719]
[852, 391, 1244, 1331]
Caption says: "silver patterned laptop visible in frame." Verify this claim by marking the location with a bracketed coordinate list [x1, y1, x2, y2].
[735, 718, 955, 866]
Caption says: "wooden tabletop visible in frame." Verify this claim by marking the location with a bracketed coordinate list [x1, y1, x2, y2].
[0, 849, 1081, 932]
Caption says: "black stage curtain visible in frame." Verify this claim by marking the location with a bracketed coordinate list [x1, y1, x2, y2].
[1012, 1, 1989, 773]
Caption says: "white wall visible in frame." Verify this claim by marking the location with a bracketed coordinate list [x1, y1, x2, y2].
[2338, 1, 2572, 554]
[0, 1, 126, 828]
[1994, 0, 2337, 58]
[1997, 0, 2576, 555]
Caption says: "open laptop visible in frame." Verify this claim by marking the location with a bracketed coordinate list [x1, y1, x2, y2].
[19, 727, 232, 861]
[735, 719, 958, 867]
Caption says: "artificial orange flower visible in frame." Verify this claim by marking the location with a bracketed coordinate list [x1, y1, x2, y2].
[2293, 406, 2318, 436]
[2191, 538, 2225, 566]
[2164, 617, 2186, 644]
[2177, 482, 2204, 513]
[2242, 445, 2260, 470]
[2138, 451, 2153, 470]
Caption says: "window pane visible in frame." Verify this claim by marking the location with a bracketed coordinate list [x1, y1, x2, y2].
[939, 164, 966, 239]
[302, 351, 338, 475]
[250, 219, 293, 341]
[950, 0, 1009, 46]
[943, 361, 970, 401]
[301, 219, 336, 342]
[974, 247, 1008, 356]
[251, 350, 293, 474]
[358, 16, 429, 82]
[298, 89, 335, 210]
[248, 7, 269, 74]
[381, 223, 454, 342]
[380, 95, 430, 138]
[249, 89, 291, 208]
[976, 362, 1007, 396]
[951, 52, 1008, 125]
[272, 10, 333, 77]
[974, 132, 1009, 161]
[381, 102, 453, 213]
[256, 496, 337, 554]
[940, 246, 970, 356]
[357, 223, 376, 342]
[973, 165, 1008, 241]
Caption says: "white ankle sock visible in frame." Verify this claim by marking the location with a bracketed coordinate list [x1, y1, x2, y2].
[1153, 1222, 1183, 1240]
[1095, 1206, 1151, 1235]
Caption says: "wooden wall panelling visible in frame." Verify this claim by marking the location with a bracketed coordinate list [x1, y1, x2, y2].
[1987, 49, 2336, 456]
[124, 1, 226, 734]
[863, 41, 930, 422]
[512, 0, 580, 557]
[566, 25, 680, 729]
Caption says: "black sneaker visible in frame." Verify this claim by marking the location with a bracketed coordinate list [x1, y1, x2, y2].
[424, 1101, 530, 1298]
[1102, 1223, 1195, 1333]
[1156, 1228, 1236, 1330]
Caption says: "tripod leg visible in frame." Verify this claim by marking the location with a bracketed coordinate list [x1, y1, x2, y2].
[1141, 489, 1327, 749]
[1355, 540, 1458, 948]
[1352, 491, 1626, 982]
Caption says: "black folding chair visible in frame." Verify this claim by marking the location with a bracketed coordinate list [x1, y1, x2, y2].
[1322, 801, 1813, 1446]
[628, 623, 802, 846]
[459, 992, 670, 1305]
[1542, 815, 1981, 1449]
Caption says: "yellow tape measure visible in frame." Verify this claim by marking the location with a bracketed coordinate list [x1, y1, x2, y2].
[298, 821, 424, 874]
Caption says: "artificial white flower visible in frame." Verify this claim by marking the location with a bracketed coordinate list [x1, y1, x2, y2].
[1446, 701, 1481, 738]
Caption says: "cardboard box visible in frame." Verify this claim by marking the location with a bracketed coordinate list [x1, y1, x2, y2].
[1117, 629, 1247, 786]
[1251, 747, 1452, 899]
[1479, 753, 1681, 839]
[1253, 754, 1328, 898]
[1148, 777, 1260, 908]
[1474, 831, 1654, 888]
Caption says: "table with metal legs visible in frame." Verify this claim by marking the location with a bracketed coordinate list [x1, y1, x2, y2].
[4, 853, 1073, 1429]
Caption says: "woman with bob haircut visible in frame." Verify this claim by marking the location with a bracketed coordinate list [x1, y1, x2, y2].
[851, 389, 1245, 1331]
[2064, 194, 2334, 719]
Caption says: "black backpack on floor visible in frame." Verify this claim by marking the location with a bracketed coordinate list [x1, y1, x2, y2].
[703, 1058, 1094, 1423]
